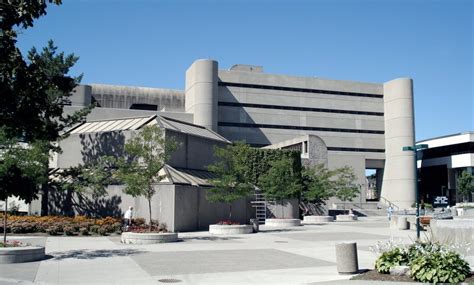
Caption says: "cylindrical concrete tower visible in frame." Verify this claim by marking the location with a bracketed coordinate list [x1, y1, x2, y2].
[71, 85, 92, 106]
[185, 59, 218, 131]
[380, 78, 416, 209]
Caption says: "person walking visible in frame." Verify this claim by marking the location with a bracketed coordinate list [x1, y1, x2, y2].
[387, 205, 394, 221]
[124, 206, 134, 230]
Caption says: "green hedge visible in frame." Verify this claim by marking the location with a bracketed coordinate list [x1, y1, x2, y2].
[236, 146, 301, 188]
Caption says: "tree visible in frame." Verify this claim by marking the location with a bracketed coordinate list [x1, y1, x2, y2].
[0, 130, 49, 245]
[332, 166, 359, 213]
[116, 125, 176, 231]
[300, 164, 338, 216]
[259, 157, 303, 218]
[0, 0, 91, 245]
[207, 142, 254, 222]
[457, 170, 473, 203]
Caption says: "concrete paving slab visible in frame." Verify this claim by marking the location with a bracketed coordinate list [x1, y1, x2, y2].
[132, 249, 334, 275]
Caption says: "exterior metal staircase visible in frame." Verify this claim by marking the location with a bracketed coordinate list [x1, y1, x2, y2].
[251, 188, 270, 224]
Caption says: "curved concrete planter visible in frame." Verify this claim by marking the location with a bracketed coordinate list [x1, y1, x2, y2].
[0, 246, 45, 264]
[209, 224, 253, 235]
[121, 232, 178, 244]
[303, 215, 334, 224]
[265, 218, 302, 227]
[336, 215, 358, 222]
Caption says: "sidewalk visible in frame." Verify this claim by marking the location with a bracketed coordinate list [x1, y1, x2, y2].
[1, 217, 425, 285]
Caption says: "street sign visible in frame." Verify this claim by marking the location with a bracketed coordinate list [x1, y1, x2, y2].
[433, 196, 449, 207]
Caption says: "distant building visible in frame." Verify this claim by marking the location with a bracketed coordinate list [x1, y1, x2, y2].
[417, 132, 474, 205]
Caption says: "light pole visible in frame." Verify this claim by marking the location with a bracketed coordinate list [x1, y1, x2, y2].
[402, 144, 428, 239]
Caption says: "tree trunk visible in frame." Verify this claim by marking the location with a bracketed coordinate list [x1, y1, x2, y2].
[229, 204, 232, 222]
[147, 196, 152, 232]
[281, 200, 284, 219]
[3, 196, 7, 247]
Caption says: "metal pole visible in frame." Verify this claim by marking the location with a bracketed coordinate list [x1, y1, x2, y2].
[414, 150, 420, 239]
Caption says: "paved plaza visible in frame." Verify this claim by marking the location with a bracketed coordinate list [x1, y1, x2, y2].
[0, 217, 459, 284]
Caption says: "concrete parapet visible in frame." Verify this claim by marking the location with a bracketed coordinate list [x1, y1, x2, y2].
[209, 224, 253, 235]
[0, 246, 45, 264]
[121, 232, 178, 244]
[336, 215, 358, 222]
[265, 219, 302, 227]
[303, 216, 334, 224]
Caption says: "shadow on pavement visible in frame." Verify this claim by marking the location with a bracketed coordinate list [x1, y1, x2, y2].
[50, 248, 146, 260]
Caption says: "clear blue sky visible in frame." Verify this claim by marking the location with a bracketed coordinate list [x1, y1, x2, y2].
[17, 0, 473, 141]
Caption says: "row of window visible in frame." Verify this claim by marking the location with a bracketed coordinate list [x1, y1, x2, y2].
[218, 81, 384, 99]
[248, 143, 385, 153]
[419, 142, 474, 160]
[218, 101, 384, 117]
[218, 122, 385, 134]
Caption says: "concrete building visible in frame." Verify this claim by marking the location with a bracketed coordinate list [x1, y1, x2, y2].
[66, 59, 418, 210]
[21, 58, 425, 229]
[417, 132, 474, 205]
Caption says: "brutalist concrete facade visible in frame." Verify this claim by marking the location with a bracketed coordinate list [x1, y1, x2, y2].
[69, 59, 417, 209]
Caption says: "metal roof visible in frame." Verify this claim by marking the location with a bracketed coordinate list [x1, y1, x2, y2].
[161, 165, 215, 187]
[67, 115, 230, 143]
[69, 116, 154, 134]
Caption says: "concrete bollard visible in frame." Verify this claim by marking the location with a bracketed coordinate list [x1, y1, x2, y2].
[250, 219, 259, 233]
[335, 242, 359, 274]
[397, 216, 408, 230]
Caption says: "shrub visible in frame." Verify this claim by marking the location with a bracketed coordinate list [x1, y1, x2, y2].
[374, 247, 409, 274]
[97, 226, 108, 236]
[46, 225, 62, 236]
[132, 218, 145, 226]
[79, 227, 89, 236]
[63, 225, 75, 236]
[410, 250, 471, 284]
[89, 225, 100, 234]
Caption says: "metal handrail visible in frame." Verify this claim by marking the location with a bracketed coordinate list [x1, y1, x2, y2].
[380, 196, 400, 211]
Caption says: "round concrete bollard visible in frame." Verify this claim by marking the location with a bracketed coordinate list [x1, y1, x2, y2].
[250, 219, 259, 233]
[397, 216, 408, 230]
[335, 242, 359, 274]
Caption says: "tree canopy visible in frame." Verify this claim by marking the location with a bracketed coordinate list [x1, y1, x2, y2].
[457, 170, 473, 202]
[207, 142, 254, 221]
[116, 125, 176, 230]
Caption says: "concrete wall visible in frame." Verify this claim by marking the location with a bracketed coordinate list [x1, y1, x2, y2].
[173, 185, 254, 232]
[63, 106, 194, 123]
[266, 199, 300, 219]
[53, 130, 132, 168]
[380, 78, 416, 209]
[166, 130, 229, 171]
[217, 68, 385, 151]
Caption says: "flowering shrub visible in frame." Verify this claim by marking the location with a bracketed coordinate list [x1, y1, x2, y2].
[371, 239, 471, 284]
[0, 214, 121, 236]
[216, 220, 240, 225]
[0, 240, 27, 247]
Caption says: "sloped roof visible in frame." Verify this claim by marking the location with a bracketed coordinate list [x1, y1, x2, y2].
[67, 115, 230, 143]
[160, 165, 214, 187]
[50, 165, 214, 187]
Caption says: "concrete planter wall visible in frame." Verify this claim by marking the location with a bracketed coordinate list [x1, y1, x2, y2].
[336, 215, 358, 222]
[121, 232, 178, 244]
[209, 224, 253, 235]
[303, 215, 334, 224]
[0, 246, 45, 264]
[265, 218, 302, 227]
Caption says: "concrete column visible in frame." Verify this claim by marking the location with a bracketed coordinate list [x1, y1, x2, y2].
[185, 59, 218, 131]
[381, 78, 416, 209]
